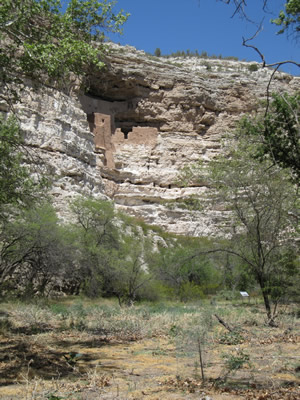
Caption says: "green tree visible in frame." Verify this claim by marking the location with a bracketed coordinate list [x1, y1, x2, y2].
[239, 93, 300, 181]
[154, 237, 220, 301]
[100, 233, 154, 305]
[182, 136, 299, 323]
[0, 203, 76, 296]
[71, 198, 154, 304]
[0, 0, 129, 97]
[71, 197, 119, 250]
[0, 116, 45, 220]
[70, 197, 118, 296]
[154, 47, 161, 57]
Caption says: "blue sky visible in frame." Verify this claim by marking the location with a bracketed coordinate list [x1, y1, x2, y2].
[107, 0, 299, 75]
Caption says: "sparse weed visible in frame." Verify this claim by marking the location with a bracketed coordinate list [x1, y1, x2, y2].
[222, 349, 252, 376]
[10, 304, 54, 332]
[0, 314, 12, 334]
[219, 330, 245, 345]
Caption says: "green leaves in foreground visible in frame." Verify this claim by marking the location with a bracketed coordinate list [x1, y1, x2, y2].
[0, 0, 129, 93]
[272, 0, 300, 36]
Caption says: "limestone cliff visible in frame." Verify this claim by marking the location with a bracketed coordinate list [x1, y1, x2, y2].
[9, 81, 106, 220]
[79, 44, 299, 236]
[7, 44, 300, 236]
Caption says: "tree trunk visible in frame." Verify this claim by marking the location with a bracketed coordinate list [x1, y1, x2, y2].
[258, 276, 274, 323]
[262, 290, 272, 319]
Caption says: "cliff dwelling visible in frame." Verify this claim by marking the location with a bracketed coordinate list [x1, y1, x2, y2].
[81, 94, 158, 170]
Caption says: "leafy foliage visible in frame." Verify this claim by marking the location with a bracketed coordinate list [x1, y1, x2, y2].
[238, 93, 300, 181]
[154, 237, 221, 301]
[0, 203, 76, 296]
[272, 0, 300, 36]
[71, 198, 155, 304]
[222, 349, 251, 375]
[181, 131, 299, 322]
[0, 116, 45, 219]
[0, 0, 129, 94]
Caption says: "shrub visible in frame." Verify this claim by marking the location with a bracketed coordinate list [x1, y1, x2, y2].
[154, 48, 162, 57]
[248, 63, 259, 72]
[219, 330, 245, 345]
[222, 349, 251, 373]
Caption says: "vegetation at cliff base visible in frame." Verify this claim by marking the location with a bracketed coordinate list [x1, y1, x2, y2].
[0, 1, 298, 398]
[180, 94, 300, 324]
[0, 196, 223, 304]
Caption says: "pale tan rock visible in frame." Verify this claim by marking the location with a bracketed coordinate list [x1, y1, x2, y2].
[83, 44, 299, 237]
[12, 82, 107, 221]
[8, 44, 299, 237]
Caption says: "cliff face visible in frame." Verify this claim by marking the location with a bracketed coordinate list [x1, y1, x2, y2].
[78, 44, 299, 236]
[11, 81, 106, 219]
[10, 44, 300, 235]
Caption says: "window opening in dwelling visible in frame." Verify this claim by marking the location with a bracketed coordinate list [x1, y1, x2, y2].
[121, 127, 132, 140]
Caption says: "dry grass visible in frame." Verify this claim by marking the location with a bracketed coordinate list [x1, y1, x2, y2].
[0, 298, 299, 399]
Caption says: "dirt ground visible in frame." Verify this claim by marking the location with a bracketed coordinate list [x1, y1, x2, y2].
[0, 301, 299, 399]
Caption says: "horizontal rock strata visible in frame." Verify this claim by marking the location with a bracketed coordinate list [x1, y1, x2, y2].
[13, 81, 107, 220]
[79, 44, 300, 236]
[4, 45, 299, 236]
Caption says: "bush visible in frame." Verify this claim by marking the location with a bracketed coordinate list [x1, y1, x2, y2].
[179, 282, 205, 302]
[154, 48, 162, 57]
[248, 63, 259, 72]
[219, 330, 245, 345]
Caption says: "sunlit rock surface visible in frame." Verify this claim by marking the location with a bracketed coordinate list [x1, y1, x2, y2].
[14, 44, 300, 235]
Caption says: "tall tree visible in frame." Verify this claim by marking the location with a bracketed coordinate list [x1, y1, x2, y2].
[71, 198, 154, 303]
[154, 237, 220, 301]
[181, 135, 299, 323]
